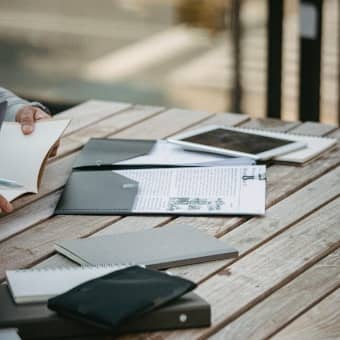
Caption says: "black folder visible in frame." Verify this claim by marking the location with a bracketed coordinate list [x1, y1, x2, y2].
[72, 138, 156, 170]
[55, 138, 264, 216]
[0, 285, 211, 339]
[56, 138, 180, 215]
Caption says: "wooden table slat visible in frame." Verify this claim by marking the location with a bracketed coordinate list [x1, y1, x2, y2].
[271, 288, 340, 340]
[55, 99, 131, 136]
[210, 249, 340, 340]
[153, 197, 340, 339]
[57, 104, 165, 158]
[0, 110, 247, 244]
[0, 101, 338, 340]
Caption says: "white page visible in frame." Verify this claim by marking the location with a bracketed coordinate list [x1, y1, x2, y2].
[6, 265, 126, 303]
[236, 128, 336, 163]
[0, 120, 69, 201]
[117, 140, 254, 166]
[115, 165, 266, 215]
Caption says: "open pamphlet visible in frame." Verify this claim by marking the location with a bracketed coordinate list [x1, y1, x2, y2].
[56, 165, 266, 216]
[0, 119, 70, 202]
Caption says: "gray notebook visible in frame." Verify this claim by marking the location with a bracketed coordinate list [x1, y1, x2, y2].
[55, 224, 238, 269]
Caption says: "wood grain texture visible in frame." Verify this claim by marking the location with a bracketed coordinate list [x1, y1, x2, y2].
[55, 100, 131, 136]
[33, 112, 250, 271]
[0, 101, 339, 340]
[240, 118, 300, 131]
[0, 190, 62, 242]
[175, 112, 250, 133]
[2, 119, 338, 277]
[271, 288, 340, 340]
[57, 104, 164, 158]
[113, 108, 215, 139]
[167, 165, 340, 283]
[0, 215, 121, 280]
[210, 250, 340, 340]
[0, 112, 250, 253]
[148, 197, 340, 339]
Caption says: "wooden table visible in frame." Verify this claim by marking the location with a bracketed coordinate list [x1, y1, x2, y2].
[1, 101, 339, 340]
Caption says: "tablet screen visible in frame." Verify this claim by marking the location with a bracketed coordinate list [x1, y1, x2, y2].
[182, 128, 294, 154]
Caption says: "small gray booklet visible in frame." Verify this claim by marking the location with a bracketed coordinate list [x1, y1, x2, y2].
[55, 224, 238, 269]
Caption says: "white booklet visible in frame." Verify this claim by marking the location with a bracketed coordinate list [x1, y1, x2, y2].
[0, 119, 69, 202]
[116, 165, 266, 215]
[6, 265, 126, 304]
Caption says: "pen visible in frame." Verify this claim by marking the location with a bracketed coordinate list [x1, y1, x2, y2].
[0, 178, 23, 188]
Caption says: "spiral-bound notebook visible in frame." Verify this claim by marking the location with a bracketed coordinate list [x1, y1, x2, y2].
[245, 128, 337, 164]
[6, 265, 127, 304]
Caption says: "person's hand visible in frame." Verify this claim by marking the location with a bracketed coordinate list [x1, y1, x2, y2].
[0, 195, 13, 213]
[15, 105, 59, 157]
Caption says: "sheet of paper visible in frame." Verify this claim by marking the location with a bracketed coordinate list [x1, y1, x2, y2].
[116, 140, 254, 166]
[115, 165, 266, 215]
[0, 120, 69, 201]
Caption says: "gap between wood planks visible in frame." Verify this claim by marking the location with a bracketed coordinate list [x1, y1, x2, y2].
[0, 110, 338, 257]
[208, 249, 340, 340]
[0, 105, 338, 282]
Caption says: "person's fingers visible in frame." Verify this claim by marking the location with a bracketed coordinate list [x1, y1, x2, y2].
[0, 195, 13, 213]
[16, 106, 35, 135]
[34, 108, 50, 121]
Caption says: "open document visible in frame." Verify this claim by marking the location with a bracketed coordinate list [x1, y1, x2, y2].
[115, 165, 266, 215]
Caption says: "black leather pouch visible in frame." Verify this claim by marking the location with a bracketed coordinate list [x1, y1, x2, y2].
[47, 266, 196, 332]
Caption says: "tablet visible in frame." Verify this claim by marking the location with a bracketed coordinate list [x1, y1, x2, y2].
[167, 125, 306, 160]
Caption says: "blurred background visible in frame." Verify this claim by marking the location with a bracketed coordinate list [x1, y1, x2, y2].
[0, 0, 339, 124]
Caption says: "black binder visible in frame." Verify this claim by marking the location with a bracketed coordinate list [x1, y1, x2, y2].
[0, 285, 211, 339]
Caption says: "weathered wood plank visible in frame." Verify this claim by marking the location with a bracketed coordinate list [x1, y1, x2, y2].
[286, 121, 337, 136]
[145, 197, 340, 339]
[3, 121, 338, 277]
[169, 165, 340, 282]
[0, 111, 246, 246]
[0, 215, 121, 278]
[0, 190, 61, 242]
[210, 249, 340, 340]
[163, 126, 340, 245]
[175, 112, 250, 133]
[240, 118, 300, 131]
[113, 108, 215, 139]
[55, 99, 131, 136]
[25, 140, 340, 294]
[33, 112, 249, 270]
[56, 104, 164, 158]
[271, 288, 340, 340]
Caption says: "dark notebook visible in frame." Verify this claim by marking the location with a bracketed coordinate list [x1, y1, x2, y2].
[0, 285, 211, 339]
[48, 266, 196, 332]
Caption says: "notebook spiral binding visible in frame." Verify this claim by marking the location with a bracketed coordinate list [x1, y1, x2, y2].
[235, 126, 334, 140]
[11, 264, 138, 273]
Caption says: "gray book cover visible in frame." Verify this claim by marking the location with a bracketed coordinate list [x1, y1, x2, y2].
[55, 224, 238, 269]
